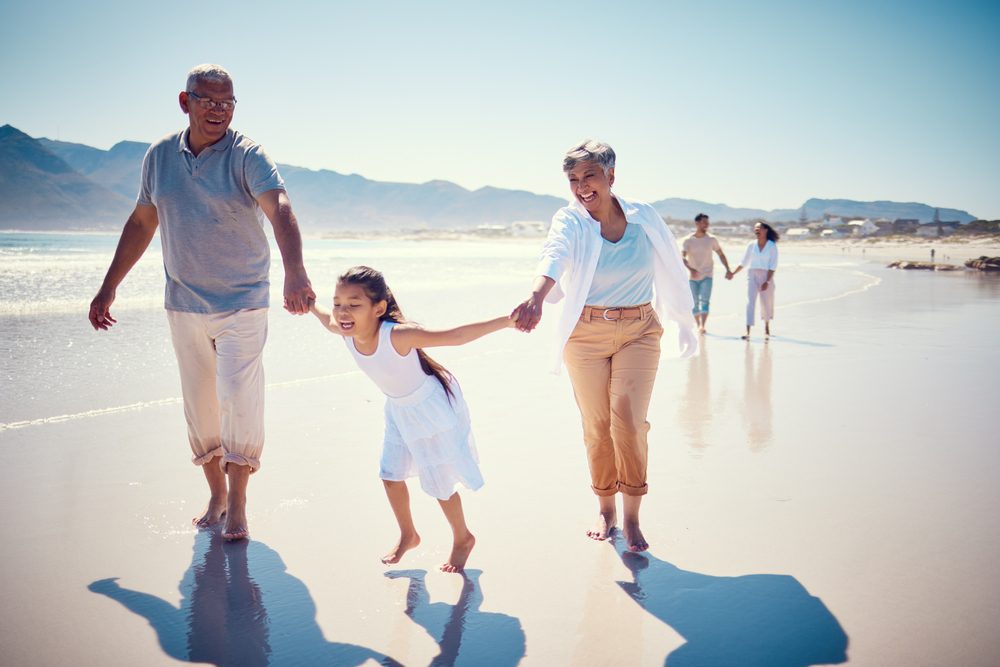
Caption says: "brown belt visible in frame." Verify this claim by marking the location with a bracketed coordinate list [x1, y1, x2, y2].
[580, 303, 653, 322]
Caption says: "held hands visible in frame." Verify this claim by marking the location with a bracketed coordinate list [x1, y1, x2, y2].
[511, 294, 544, 332]
[283, 270, 316, 314]
[88, 287, 118, 330]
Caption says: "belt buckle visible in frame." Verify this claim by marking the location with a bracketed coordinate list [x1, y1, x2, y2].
[602, 307, 620, 321]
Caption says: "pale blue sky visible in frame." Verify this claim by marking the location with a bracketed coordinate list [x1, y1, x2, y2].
[2, 0, 998, 217]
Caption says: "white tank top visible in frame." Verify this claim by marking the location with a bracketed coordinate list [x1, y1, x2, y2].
[344, 321, 430, 398]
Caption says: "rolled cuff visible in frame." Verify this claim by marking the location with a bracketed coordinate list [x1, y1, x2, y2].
[220, 452, 261, 473]
[192, 446, 224, 466]
[592, 483, 619, 497]
[619, 481, 649, 497]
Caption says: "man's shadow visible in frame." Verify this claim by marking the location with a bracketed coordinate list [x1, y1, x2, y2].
[89, 530, 401, 666]
[384, 569, 525, 666]
[613, 536, 848, 666]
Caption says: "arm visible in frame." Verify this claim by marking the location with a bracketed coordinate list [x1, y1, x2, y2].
[714, 242, 733, 277]
[308, 302, 347, 336]
[88, 204, 159, 330]
[681, 248, 700, 280]
[511, 275, 556, 333]
[761, 244, 778, 290]
[256, 189, 315, 314]
[761, 269, 775, 290]
[392, 315, 515, 355]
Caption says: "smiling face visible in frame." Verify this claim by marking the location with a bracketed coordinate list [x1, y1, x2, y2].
[179, 78, 235, 153]
[333, 282, 386, 338]
[754, 222, 766, 240]
[566, 161, 614, 215]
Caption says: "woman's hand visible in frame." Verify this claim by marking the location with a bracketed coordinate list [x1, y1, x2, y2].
[511, 294, 544, 332]
[761, 281, 769, 291]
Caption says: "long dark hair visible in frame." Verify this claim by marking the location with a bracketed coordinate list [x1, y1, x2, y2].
[757, 221, 780, 243]
[338, 265, 455, 401]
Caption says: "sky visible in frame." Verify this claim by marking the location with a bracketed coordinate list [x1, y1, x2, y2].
[2, 0, 999, 218]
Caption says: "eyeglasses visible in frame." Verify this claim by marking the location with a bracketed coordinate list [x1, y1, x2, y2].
[186, 91, 237, 112]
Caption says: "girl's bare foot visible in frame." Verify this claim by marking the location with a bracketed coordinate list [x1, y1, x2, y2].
[193, 494, 227, 528]
[441, 533, 475, 573]
[382, 532, 421, 565]
[623, 520, 649, 552]
[586, 510, 617, 541]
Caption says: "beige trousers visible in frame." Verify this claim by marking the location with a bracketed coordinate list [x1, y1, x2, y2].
[166, 308, 268, 472]
[563, 307, 663, 496]
[746, 269, 775, 326]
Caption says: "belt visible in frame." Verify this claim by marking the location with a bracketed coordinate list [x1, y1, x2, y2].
[580, 303, 653, 322]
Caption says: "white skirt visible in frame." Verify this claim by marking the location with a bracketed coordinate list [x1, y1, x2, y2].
[380, 375, 484, 500]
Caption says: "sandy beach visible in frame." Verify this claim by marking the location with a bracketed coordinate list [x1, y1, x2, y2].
[2, 235, 999, 665]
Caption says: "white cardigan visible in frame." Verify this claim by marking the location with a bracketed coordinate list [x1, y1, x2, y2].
[535, 194, 698, 373]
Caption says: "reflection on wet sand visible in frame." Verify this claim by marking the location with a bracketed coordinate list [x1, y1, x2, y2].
[612, 535, 848, 666]
[742, 343, 773, 451]
[677, 339, 712, 450]
[89, 531, 401, 666]
[384, 569, 525, 666]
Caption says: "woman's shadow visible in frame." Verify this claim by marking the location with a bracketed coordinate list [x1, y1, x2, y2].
[613, 535, 848, 666]
[384, 569, 525, 666]
[89, 530, 401, 666]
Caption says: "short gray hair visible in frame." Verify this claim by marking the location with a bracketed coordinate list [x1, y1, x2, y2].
[186, 64, 233, 91]
[563, 139, 616, 174]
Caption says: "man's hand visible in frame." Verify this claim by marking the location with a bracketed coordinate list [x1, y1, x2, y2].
[283, 270, 315, 314]
[89, 286, 118, 330]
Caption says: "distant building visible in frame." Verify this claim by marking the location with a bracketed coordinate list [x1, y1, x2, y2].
[893, 218, 920, 234]
[821, 228, 846, 238]
[786, 228, 812, 238]
[916, 221, 961, 237]
[847, 219, 878, 236]
[509, 221, 547, 236]
[823, 216, 846, 228]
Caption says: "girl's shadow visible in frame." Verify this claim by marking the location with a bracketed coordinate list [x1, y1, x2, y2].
[613, 535, 849, 666]
[384, 569, 525, 666]
[89, 530, 401, 666]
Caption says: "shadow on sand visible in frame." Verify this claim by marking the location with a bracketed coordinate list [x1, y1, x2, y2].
[384, 569, 525, 666]
[612, 535, 848, 666]
[89, 530, 401, 666]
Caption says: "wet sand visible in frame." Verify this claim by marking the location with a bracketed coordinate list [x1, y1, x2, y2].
[2, 246, 999, 665]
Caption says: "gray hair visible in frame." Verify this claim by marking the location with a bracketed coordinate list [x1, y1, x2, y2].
[186, 64, 233, 91]
[563, 139, 616, 174]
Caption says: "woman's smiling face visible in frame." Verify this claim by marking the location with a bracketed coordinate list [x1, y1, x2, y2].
[567, 161, 614, 214]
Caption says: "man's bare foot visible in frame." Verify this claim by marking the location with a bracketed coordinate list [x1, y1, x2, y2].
[441, 533, 476, 573]
[623, 520, 649, 552]
[586, 510, 617, 541]
[222, 500, 248, 541]
[382, 532, 421, 565]
[193, 495, 228, 528]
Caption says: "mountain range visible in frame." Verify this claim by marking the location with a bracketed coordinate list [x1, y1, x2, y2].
[0, 124, 977, 230]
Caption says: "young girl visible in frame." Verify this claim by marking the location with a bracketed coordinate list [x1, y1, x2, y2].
[310, 266, 514, 573]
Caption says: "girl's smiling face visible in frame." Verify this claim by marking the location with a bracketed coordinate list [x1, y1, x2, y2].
[333, 282, 386, 337]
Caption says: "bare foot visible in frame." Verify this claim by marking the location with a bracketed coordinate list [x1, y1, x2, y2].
[623, 520, 649, 552]
[222, 498, 248, 541]
[382, 532, 421, 565]
[441, 533, 476, 573]
[586, 510, 617, 541]
[741, 334, 750, 340]
[192, 494, 227, 528]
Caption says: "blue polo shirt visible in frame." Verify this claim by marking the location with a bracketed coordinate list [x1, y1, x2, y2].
[138, 128, 285, 313]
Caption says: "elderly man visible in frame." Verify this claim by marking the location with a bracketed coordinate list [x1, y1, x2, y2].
[88, 64, 314, 540]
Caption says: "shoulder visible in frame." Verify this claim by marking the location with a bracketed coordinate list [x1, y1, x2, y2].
[145, 131, 184, 158]
[229, 131, 270, 158]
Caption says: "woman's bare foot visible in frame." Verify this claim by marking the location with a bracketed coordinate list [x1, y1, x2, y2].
[623, 520, 649, 552]
[441, 533, 476, 573]
[586, 510, 617, 541]
[382, 532, 421, 565]
[193, 494, 227, 528]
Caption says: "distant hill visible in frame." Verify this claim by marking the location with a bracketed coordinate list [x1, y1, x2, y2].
[1, 124, 979, 230]
[0, 125, 133, 229]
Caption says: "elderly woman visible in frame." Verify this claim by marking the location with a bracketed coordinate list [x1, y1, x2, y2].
[513, 140, 697, 552]
[730, 221, 780, 339]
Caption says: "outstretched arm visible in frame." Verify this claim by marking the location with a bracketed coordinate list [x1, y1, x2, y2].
[88, 204, 159, 330]
[391, 315, 514, 355]
[257, 189, 315, 314]
[309, 302, 348, 336]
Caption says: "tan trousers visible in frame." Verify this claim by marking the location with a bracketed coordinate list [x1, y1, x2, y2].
[563, 307, 663, 496]
[166, 308, 268, 472]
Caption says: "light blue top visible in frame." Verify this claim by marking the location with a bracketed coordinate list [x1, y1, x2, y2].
[138, 128, 285, 313]
[585, 222, 655, 307]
